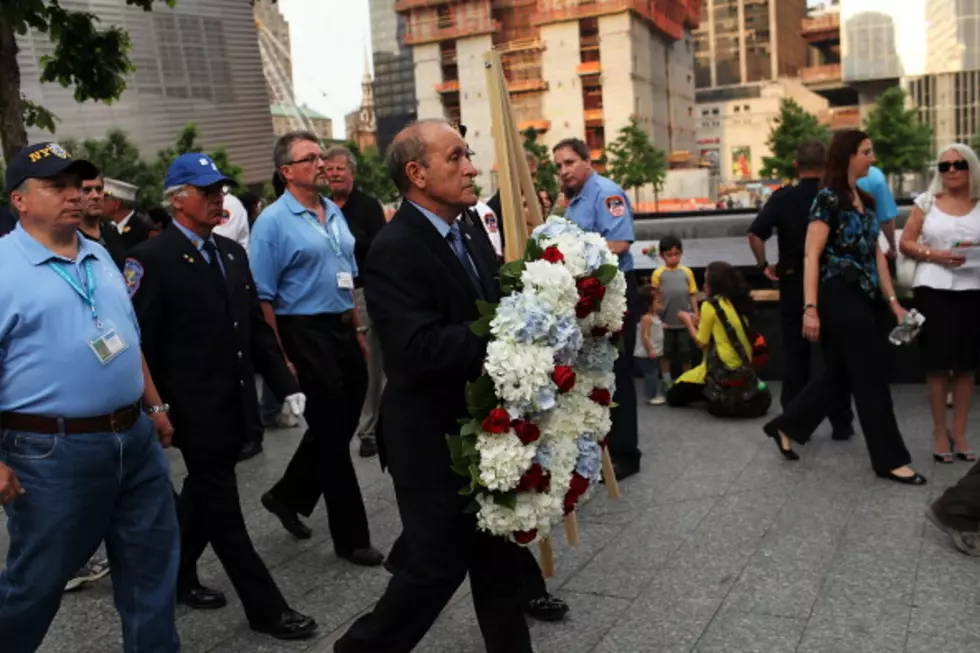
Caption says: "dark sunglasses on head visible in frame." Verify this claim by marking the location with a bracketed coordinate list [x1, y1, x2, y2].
[938, 160, 969, 173]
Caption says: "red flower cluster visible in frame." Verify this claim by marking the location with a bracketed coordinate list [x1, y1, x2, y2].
[513, 420, 541, 445]
[589, 387, 612, 406]
[481, 408, 511, 434]
[540, 246, 565, 264]
[563, 472, 590, 514]
[575, 277, 606, 318]
[516, 463, 550, 493]
[514, 529, 538, 544]
[551, 365, 576, 393]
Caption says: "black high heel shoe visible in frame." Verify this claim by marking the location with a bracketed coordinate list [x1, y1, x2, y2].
[875, 469, 927, 486]
[763, 423, 799, 461]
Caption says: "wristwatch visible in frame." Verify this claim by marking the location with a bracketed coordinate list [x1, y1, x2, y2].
[803, 303, 818, 313]
[146, 403, 170, 415]
[356, 326, 370, 335]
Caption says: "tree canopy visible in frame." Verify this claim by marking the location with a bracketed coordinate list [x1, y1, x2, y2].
[521, 127, 559, 200]
[605, 117, 667, 205]
[863, 86, 933, 181]
[341, 140, 398, 204]
[759, 98, 830, 180]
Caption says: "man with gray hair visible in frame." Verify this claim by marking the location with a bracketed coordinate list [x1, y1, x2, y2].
[323, 145, 387, 459]
[335, 119, 532, 653]
[250, 131, 382, 565]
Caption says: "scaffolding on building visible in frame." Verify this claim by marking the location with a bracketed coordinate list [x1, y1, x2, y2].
[256, 17, 326, 140]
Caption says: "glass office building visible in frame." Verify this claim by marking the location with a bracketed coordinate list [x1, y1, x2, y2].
[14, 0, 274, 184]
[369, 0, 418, 154]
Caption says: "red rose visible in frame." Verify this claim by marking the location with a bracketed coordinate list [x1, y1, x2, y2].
[569, 472, 590, 496]
[540, 246, 565, 264]
[552, 365, 577, 393]
[481, 408, 511, 434]
[599, 435, 609, 449]
[575, 298, 594, 318]
[589, 387, 612, 406]
[516, 463, 550, 493]
[513, 420, 541, 445]
[577, 277, 606, 302]
[591, 326, 609, 338]
[514, 529, 538, 544]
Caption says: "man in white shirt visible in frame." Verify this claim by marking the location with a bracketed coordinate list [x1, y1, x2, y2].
[214, 192, 250, 249]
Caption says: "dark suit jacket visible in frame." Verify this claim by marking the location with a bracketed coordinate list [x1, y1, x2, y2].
[365, 200, 500, 488]
[0, 205, 15, 237]
[339, 186, 386, 288]
[80, 220, 127, 271]
[128, 224, 298, 451]
[119, 212, 154, 250]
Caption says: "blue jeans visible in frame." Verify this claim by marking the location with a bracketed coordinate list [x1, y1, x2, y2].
[0, 414, 180, 653]
[636, 356, 662, 400]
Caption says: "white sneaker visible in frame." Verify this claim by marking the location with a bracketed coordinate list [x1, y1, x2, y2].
[649, 396, 666, 406]
[65, 557, 110, 592]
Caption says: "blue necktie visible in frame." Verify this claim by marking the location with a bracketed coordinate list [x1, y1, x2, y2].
[448, 222, 483, 298]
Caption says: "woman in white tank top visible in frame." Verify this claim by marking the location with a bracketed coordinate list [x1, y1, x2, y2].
[900, 143, 980, 464]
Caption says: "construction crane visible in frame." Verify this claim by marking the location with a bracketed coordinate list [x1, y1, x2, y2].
[255, 16, 325, 139]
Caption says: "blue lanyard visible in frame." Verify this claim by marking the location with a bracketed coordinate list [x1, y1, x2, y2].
[300, 212, 343, 257]
[50, 258, 101, 328]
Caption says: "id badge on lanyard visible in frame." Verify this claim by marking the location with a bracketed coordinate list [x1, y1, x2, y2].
[302, 212, 353, 289]
[50, 258, 129, 365]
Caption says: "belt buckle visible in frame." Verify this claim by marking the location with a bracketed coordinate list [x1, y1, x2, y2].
[109, 411, 121, 434]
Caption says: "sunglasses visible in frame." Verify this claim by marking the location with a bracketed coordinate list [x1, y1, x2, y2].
[938, 160, 969, 173]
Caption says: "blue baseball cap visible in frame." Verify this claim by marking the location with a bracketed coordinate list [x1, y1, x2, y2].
[5, 142, 98, 192]
[165, 153, 237, 189]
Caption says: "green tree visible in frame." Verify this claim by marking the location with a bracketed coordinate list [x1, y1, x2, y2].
[0, 0, 178, 162]
[62, 129, 157, 207]
[521, 127, 559, 200]
[863, 86, 933, 192]
[148, 124, 243, 207]
[605, 117, 667, 206]
[341, 140, 398, 204]
[759, 98, 830, 180]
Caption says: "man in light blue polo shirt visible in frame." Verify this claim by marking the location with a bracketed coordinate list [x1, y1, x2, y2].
[0, 143, 179, 652]
[858, 163, 899, 255]
[554, 137, 640, 481]
[249, 130, 382, 566]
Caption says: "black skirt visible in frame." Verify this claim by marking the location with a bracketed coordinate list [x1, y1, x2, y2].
[915, 287, 980, 372]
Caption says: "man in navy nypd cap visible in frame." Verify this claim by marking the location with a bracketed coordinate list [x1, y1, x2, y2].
[0, 142, 181, 651]
[126, 153, 316, 640]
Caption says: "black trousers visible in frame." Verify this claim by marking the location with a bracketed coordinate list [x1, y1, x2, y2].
[766, 279, 911, 474]
[268, 313, 371, 554]
[778, 274, 853, 432]
[933, 459, 980, 531]
[178, 443, 287, 625]
[609, 271, 640, 464]
[335, 485, 533, 653]
[384, 531, 547, 598]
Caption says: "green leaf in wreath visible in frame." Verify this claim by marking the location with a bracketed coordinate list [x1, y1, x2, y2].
[492, 491, 518, 510]
[594, 264, 618, 285]
[476, 300, 498, 317]
[466, 374, 497, 418]
[461, 433, 478, 458]
[460, 419, 481, 437]
[525, 238, 543, 260]
[463, 498, 480, 514]
[470, 314, 493, 337]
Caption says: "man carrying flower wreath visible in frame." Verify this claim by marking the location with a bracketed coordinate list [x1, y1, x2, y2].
[334, 120, 534, 652]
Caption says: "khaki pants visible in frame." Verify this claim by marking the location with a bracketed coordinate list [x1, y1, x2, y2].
[355, 287, 386, 439]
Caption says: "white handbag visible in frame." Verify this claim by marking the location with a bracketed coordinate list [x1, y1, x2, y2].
[892, 193, 934, 297]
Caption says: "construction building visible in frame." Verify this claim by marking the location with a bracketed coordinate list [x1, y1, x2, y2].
[393, 0, 703, 194]
[370, 0, 419, 154]
[270, 104, 334, 139]
[800, 1, 860, 132]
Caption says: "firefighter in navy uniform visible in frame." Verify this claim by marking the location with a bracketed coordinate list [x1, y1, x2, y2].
[104, 178, 155, 249]
[126, 153, 317, 641]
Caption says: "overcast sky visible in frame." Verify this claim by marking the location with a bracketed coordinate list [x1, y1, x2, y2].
[281, 0, 827, 139]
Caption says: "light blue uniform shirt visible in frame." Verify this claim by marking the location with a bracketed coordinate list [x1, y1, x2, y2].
[0, 225, 144, 417]
[565, 172, 636, 272]
[249, 190, 358, 315]
[857, 166, 898, 223]
[173, 219, 225, 276]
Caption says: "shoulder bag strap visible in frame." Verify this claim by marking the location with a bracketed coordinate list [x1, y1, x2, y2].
[708, 298, 753, 367]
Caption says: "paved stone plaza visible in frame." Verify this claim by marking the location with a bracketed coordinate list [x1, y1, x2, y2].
[5, 384, 980, 653]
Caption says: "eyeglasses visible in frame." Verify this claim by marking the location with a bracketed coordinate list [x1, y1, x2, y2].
[283, 154, 329, 166]
[938, 160, 969, 173]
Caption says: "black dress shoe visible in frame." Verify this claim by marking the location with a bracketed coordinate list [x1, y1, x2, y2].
[251, 609, 318, 640]
[876, 470, 927, 486]
[763, 423, 800, 461]
[525, 593, 569, 622]
[358, 435, 378, 458]
[177, 584, 227, 610]
[339, 547, 385, 567]
[238, 441, 263, 462]
[612, 459, 640, 481]
[261, 492, 312, 540]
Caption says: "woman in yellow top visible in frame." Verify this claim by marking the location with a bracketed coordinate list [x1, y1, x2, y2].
[666, 262, 756, 410]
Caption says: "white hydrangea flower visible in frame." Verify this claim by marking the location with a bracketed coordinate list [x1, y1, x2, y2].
[520, 260, 578, 316]
[475, 432, 537, 492]
[475, 491, 564, 542]
[593, 271, 627, 332]
[485, 341, 555, 410]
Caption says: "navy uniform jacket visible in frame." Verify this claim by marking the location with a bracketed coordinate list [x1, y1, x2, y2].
[119, 212, 154, 250]
[126, 223, 298, 450]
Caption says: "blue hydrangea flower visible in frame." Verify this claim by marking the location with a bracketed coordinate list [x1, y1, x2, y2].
[575, 437, 602, 481]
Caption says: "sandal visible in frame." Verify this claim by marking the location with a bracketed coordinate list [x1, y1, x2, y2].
[954, 451, 977, 462]
[933, 452, 954, 464]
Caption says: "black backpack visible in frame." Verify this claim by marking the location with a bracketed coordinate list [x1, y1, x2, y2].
[703, 298, 772, 419]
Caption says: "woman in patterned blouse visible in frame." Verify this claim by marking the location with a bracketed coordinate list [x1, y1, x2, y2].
[763, 130, 926, 486]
